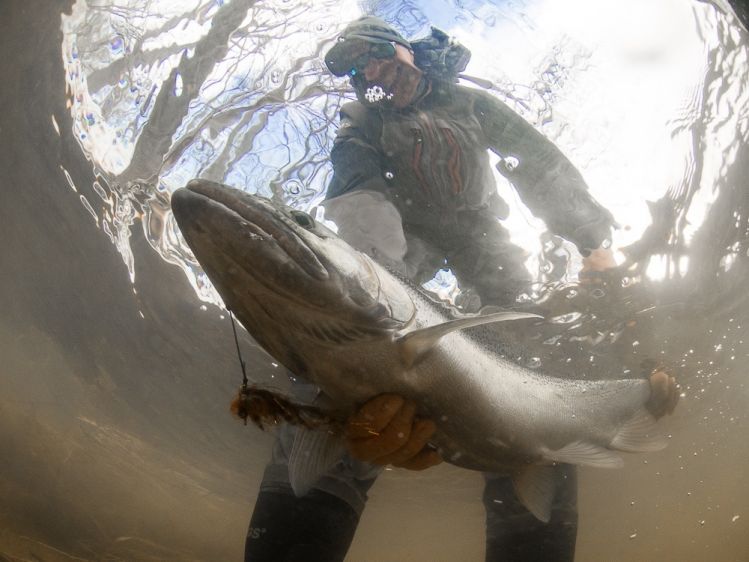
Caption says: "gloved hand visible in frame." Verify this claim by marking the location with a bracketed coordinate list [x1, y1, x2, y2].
[344, 394, 442, 470]
[322, 190, 408, 272]
[646, 370, 680, 419]
[580, 247, 618, 283]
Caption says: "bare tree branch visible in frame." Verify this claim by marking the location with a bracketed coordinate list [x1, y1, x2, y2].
[119, 0, 256, 183]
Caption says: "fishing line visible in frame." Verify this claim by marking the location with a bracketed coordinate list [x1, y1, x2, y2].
[229, 311, 249, 387]
[227, 311, 325, 430]
[229, 310, 250, 424]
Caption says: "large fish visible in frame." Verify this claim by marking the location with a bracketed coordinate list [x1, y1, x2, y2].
[170, 179, 668, 521]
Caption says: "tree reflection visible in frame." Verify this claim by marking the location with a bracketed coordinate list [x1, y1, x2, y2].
[61, 0, 749, 364]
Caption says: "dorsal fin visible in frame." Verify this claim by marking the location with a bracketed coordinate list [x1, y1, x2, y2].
[396, 311, 542, 368]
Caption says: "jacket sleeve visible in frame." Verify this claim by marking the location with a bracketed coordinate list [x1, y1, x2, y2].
[472, 89, 615, 255]
[324, 102, 389, 201]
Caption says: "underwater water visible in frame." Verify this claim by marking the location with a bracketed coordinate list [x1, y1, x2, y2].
[1, 0, 748, 560]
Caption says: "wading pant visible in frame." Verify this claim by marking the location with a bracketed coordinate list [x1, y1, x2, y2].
[244, 192, 576, 560]
[322, 189, 532, 311]
[245, 440, 578, 562]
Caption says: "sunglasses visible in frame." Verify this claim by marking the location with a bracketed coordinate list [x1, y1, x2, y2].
[326, 41, 396, 78]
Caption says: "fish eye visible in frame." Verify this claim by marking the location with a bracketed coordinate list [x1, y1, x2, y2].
[290, 210, 315, 230]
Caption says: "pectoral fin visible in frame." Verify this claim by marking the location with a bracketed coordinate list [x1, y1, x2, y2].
[397, 311, 542, 368]
[511, 465, 557, 523]
[288, 427, 346, 496]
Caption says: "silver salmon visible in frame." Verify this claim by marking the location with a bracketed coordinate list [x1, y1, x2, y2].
[170, 179, 667, 521]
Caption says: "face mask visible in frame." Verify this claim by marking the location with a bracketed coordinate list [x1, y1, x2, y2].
[362, 83, 395, 104]
[353, 55, 424, 109]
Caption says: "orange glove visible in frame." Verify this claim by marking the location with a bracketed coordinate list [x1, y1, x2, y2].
[646, 370, 680, 419]
[579, 247, 618, 284]
[345, 394, 442, 470]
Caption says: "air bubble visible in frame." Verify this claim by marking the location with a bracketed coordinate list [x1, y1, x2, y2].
[503, 156, 519, 171]
[174, 72, 183, 96]
[527, 357, 542, 369]
[110, 36, 124, 53]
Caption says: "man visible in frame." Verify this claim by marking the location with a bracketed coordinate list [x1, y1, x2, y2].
[321, 20, 617, 309]
[241, 16, 677, 561]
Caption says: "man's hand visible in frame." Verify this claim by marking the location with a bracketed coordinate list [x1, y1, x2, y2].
[646, 370, 680, 419]
[345, 394, 442, 470]
[580, 247, 617, 284]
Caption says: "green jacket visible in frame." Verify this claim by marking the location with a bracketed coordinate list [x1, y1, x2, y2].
[325, 80, 615, 254]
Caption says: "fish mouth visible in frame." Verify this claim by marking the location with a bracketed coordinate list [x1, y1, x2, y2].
[172, 179, 329, 284]
[171, 179, 415, 333]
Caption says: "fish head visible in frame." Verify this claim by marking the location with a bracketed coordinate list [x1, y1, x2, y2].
[170, 180, 415, 371]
